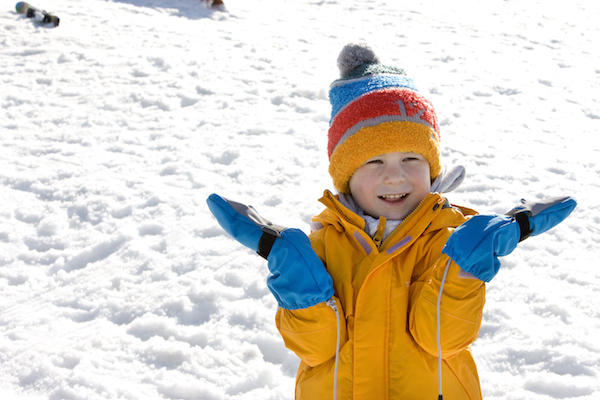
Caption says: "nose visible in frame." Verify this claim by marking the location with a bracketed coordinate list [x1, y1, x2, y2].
[382, 162, 406, 185]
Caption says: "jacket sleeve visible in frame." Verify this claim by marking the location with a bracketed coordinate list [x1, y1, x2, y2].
[276, 296, 348, 367]
[408, 251, 485, 359]
[274, 224, 349, 367]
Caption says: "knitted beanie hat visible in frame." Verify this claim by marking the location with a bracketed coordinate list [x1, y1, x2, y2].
[328, 43, 442, 194]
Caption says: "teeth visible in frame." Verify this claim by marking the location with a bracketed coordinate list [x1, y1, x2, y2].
[381, 194, 407, 200]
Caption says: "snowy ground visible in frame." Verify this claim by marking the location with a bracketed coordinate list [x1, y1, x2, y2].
[1, 0, 599, 399]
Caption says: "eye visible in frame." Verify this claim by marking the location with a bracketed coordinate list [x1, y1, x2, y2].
[365, 159, 383, 165]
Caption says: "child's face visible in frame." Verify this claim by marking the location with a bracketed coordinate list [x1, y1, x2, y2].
[349, 152, 431, 220]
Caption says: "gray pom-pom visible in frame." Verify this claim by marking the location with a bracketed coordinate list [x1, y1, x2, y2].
[337, 43, 380, 78]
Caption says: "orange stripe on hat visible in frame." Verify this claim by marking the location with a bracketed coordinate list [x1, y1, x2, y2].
[329, 121, 441, 194]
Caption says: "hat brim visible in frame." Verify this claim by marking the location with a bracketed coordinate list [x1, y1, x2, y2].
[329, 121, 442, 194]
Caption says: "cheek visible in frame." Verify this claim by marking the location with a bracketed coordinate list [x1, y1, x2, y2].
[349, 170, 374, 198]
[348, 174, 363, 197]
[420, 180, 432, 194]
[412, 164, 431, 186]
[418, 173, 432, 193]
[406, 165, 431, 193]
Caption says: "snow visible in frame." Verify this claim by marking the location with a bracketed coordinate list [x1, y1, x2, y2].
[1, 0, 599, 398]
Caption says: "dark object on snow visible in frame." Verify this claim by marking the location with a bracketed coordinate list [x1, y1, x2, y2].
[201, 0, 224, 9]
[15, 2, 59, 27]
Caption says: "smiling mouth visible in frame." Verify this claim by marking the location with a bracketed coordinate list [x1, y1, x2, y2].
[379, 194, 408, 202]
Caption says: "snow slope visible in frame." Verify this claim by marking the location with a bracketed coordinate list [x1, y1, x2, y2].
[1, 0, 599, 399]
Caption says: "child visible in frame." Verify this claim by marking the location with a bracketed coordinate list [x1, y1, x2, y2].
[207, 43, 576, 400]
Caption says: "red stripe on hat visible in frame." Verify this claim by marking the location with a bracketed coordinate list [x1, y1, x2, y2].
[328, 88, 440, 158]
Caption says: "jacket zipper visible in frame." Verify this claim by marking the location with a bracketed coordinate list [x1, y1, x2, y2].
[325, 191, 363, 229]
[325, 191, 443, 252]
[372, 217, 387, 247]
[378, 195, 440, 250]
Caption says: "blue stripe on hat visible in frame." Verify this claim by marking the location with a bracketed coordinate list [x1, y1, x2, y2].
[329, 75, 419, 120]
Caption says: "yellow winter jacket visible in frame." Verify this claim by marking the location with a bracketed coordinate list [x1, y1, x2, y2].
[276, 190, 485, 400]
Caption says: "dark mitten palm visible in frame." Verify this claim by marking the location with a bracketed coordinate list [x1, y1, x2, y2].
[506, 197, 577, 241]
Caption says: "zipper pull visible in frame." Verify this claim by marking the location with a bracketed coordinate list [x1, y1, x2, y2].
[373, 217, 387, 247]
[325, 298, 338, 312]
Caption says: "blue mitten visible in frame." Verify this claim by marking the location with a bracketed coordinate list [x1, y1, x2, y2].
[206, 194, 334, 310]
[442, 196, 577, 282]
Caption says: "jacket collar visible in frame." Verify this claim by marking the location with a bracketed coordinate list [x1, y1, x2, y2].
[316, 190, 448, 251]
[317, 190, 366, 230]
